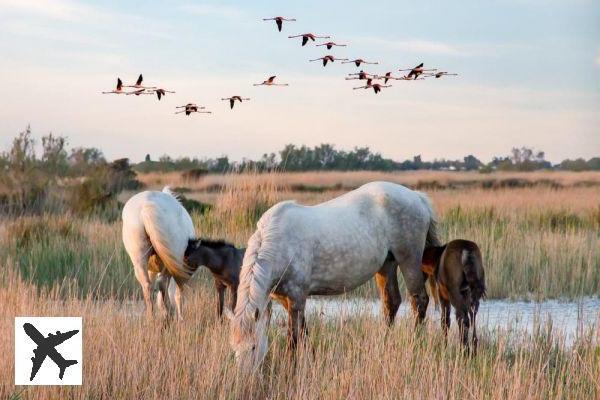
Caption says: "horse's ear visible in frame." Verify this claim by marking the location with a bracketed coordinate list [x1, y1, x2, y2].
[224, 308, 234, 321]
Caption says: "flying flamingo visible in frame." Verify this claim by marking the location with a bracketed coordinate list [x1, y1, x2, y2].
[309, 55, 349, 67]
[175, 103, 211, 116]
[353, 79, 391, 94]
[253, 76, 289, 86]
[345, 70, 374, 80]
[316, 41, 347, 50]
[263, 16, 296, 32]
[288, 33, 330, 46]
[342, 59, 379, 67]
[428, 71, 458, 79]
[124, 74, 157, 89]
[221, 96, 250, 109]
[399, 63, 437, 80]
[126, 88, 147, 96]
[373, 72, 404, 84]
[102, 78, 125, 94]
[151, 88, 176, 100]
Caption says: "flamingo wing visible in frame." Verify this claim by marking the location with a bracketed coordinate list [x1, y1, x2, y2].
[136, 74, 143, 86]
[301, 36, 309, 46]
[268, 76, 276, 83]
[230, 99, 235, 109]
[116, 78, 123, 90]
[276, 19, 282, 31]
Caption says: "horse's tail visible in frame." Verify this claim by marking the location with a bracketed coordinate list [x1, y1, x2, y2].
[461, 246, 486, 303]
[231, 227, 272, 346]
[418, 192, 442, 307]
[140, 200, 197, 286]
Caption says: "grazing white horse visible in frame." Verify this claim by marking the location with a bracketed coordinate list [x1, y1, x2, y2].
[228, 181, 440, 368]
[122, 187, 196, 320]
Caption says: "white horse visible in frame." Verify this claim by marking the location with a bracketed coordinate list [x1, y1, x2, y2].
[227, 181, 440, 368]
[122, 187, 196, 320]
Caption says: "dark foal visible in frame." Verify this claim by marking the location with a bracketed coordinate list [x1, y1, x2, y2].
[184, 239, 245, 318]
[422, 239, 486, 352]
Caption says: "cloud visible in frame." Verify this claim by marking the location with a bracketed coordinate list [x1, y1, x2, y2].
[178, 4, 247, 21]
[0, 0, 173, 39]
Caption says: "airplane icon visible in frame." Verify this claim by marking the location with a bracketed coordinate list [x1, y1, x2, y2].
[23, 323, 79, 381]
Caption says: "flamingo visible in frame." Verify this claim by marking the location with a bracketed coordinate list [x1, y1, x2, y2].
[175, 103, 210, 116]
[124, 74, 157, 89]
[353, 79, 391, 94]
[342, 59, 379, 67]
[373, 72, 404, 84]
[126, 88, 147, 96]
[253, 76, 289, 86]
[221, 96, 250, 109]
[151, 88, 176, 100]
[288, 33, 330, 46]
[309, 55, 349, 67]
[102, 78, 125, 94]
[263, 16, 296, 32]
[399, 63, 437, 80]
[345, 70, 374, 80]
[428, 71, 458, 79]
[316, 41, 347, 50]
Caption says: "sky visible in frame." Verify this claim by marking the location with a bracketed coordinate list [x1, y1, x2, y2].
[0, 0, 598, 163]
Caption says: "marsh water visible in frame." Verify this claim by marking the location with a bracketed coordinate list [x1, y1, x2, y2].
[271, 296, 600, 346]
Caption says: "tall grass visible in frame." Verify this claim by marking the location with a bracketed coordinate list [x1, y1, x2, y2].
[0, 268, 597, 399]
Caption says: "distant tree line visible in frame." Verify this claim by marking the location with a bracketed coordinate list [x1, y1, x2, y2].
[135, 144, 600, 174]
[1, 126, 599, 215]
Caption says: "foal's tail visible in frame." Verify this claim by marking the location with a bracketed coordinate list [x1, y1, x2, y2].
[140, 201, 197, 286]
[419, 192, 442, 307]
[462, 247, 487, 303]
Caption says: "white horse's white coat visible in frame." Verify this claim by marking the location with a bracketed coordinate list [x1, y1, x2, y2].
[231, 181, 439, 367]
[122, 187, 196, 320]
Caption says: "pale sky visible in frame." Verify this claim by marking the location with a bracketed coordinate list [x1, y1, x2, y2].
[0, 0, 598, 163]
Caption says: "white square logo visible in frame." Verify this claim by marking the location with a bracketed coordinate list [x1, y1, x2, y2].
[14, 317, 82, 385]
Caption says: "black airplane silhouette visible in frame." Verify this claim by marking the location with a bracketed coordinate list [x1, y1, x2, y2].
[23, 323, 79, 381]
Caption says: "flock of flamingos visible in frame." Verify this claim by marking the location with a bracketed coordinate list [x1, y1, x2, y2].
[102, 16, 457, 115]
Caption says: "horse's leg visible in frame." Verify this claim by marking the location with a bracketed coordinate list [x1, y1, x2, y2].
[228, 284, 238, 314]
[396, 251, 429, 327]
[174, 281, 185, 321]
[156, 272, 172, 318]
[132, 260, 153, 319]
[440, 296, 451, 342]
[375, 259, 401, 326]
[470, 303, 479, 354]
[285, 295, 308, 350]
[215, 280, 226, 318]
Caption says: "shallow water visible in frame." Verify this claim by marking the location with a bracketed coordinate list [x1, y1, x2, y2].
[272, 296, 600, 346]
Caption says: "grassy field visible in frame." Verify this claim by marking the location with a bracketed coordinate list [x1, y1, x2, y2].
[1, 170, 599, 398]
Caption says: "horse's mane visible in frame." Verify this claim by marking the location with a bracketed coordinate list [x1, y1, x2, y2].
[162, 186, 181, 202]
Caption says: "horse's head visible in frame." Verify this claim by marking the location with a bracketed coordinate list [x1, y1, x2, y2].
[226, 305, 271, 371]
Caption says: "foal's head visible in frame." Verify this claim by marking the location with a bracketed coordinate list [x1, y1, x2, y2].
[184, 238, 236, 268]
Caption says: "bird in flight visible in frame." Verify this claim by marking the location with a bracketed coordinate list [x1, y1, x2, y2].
[263, 16, 296, 32]
[316, 41, 347, 50]
[309, 55, 349, 67]
[288, 33, 331, 46]
[353, 79, 391, 94]
[342, 59, 379, 67]
[175, 103, 211, 115]
[427, 71, 458, 79]
[399, 63, 437, 80]
[102, 78, 125, 94]
[23, 323, 79, 381]
[150, 88, 176, 100]
[222, 96, 250, 109]
[253, 76, 289, 86]
[373, 72, 404, 84]
[345, 70, 374, 80]
[124, 74, 157, 89]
